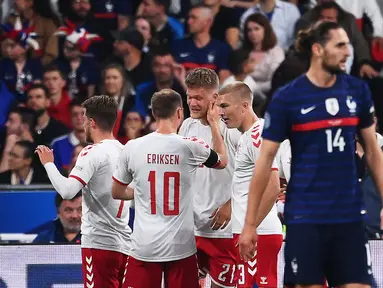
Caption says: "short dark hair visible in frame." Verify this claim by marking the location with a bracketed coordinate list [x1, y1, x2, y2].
[15, 140, 34, 159]
[27, 83, 50, 99]
[70, 98, 83, 109]
[82, 95, 118, 131]
[243, 13, 277, 52]
[185, 68, 219, 90]
[228, 49, 251, 76]
[151, 44, 172, 59]
[43, 64, 67, 81]
[153, 0, 170, 12]
[295, 21, 342, 56]
[151, 89, 182, 119]
[315, 1, 343, 21]
[9, 107, 37, 132]
[55, 191, 82, 209]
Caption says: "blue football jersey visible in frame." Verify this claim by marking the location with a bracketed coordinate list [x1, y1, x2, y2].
[263, 74, 375, 224]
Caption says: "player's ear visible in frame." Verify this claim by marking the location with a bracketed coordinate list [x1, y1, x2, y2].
[90, 118, 96, 129]
[312, 43, 323, 57]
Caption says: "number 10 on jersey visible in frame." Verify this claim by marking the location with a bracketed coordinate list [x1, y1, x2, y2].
[148, 171, 180, 216]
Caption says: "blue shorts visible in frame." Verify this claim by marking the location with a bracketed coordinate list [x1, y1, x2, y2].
[284, 221, 373, 287]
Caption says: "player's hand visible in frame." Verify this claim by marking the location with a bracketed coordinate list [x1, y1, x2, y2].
[209, 200, 231, 230]
[277, 184, 287, 202]
[359, 64, 379, 79]
[35, 145, 54, 165]
[207, 100, 221, 127]
[239, 224, 258, 262]
[173, 62, 186, 83]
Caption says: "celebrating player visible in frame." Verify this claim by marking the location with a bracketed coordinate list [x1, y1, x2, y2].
[111, 89, 227, 288]
[239, 21, 383, 288]
[36, 95, 131, 288]
[217, 82, 282, 288]
[179, 68, 241, 288]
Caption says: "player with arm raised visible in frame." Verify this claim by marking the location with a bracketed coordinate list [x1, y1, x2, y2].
[111, 89, 227, 288]
[239, 21, 383, 288]
[179, 68, 241, 288]
[35, 95, 131, 288]
[217, 82, 282, 288]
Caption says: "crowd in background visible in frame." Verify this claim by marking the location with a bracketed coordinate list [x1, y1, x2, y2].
[0, 0, 383, 242]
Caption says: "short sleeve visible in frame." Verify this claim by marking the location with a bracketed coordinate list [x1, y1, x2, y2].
[69, 145, 97, 185]
[358, 82, 375, 129]
[184, 137, 212, 166]
[112, 142, 133, 185]
[275, 147, 285, 179]
[262, 90, 290, 143]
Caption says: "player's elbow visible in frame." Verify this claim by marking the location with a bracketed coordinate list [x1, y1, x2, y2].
[215, 156, 228, 169]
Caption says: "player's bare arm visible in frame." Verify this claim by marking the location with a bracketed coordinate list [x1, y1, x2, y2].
[210, 199, 231, 230]
[111, 181, 134, 200]
[207, 101, 228, 169]
[35, 145, 84, 199]
[254, 169, 280, 227]
[239, 139, 280, 261]
[360, 124, 383, 229]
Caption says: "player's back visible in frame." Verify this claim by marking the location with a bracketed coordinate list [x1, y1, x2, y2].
[263, 74, 374, 225]
[126, 132, 207, 262]
[78, 140, 131, 254]
[179, 118, 241, 238]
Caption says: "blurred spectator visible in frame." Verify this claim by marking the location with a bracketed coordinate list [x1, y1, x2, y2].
[51, 99, 86, 174]
[33, 192, 82, 243]
[0, 17, 43, 103]
[7, 0, 59, 65]
[43, 65, 72, 128]
[240, 0, 301, 50]
[135, 47, 189, 119]
[137, 0, 184, 47]
[221, 0, 258, 10]
[68, 142, 87, 173]
[26, 83, 69, 146]
[242, 13, 285, 93]
[221, 49, 258, 93]
[296, 1, 379, 79]
[118, 110, 146, 144]
[110, 27, 154, 86]
[0, 140, 48, 184]
[0, 80, 15, 130]
[204, 0, 240, 49]
[135, 16, 159, 53]
[0, 107, 36, 172]
[173, 4, 231, 81]
[99, 63, 136, 137]
[53, 23, 102, 99]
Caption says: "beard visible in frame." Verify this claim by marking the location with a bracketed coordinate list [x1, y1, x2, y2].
[62, 218, 81, 233]
[322, 61, 344, 75]
[35, 108, 46, 118]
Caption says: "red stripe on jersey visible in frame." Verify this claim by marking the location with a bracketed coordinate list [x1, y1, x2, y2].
[182, 62, 217, 71]
[94, 12, 117, 19]
[292, 117, 359, 132]
[69, 175, 86, 186]
[112, 176, 128, 186]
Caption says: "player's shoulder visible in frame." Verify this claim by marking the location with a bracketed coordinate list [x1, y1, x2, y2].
[182, 135, 210, 149]
[272, 75, 308, 101]
[244, 119, 264, 148]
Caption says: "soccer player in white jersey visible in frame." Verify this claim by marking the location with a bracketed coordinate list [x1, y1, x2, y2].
[217, 82, 283, 288]
[111, 89, 227, 288]
[35, 95, 131, 288]
[178, 68, 242, 288]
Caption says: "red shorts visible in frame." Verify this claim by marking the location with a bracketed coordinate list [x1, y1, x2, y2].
[196, 236, 237, 288]
[81, 248, 128, 288]
[233, 234, 283, 288]
[123, 254, 199, 288]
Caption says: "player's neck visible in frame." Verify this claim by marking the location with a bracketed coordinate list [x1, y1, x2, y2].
[239, 112, 258, 133]
[200, 116, 209, 126]
[91, 131, 115, 143]
[193, 32, 211, 48]
[156, 120, 177, 134]
[306, 66, 337, 88]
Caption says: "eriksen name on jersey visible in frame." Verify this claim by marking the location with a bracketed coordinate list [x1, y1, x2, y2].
[147, 154, 180, 165]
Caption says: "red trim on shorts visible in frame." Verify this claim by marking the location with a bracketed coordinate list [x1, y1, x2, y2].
[112, 176, 128, 186]
[69, 175, 86, 186]
[292, 117, 359, 132]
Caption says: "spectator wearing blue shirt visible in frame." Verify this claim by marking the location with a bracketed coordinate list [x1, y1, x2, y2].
[53, 25, 102, 99]
[51, 100, 86, 174]
[172, 4, 231, 82]
[240, 0, 301, 50]
[135, 47, 189, 119]
[92, 0, 132, 32]
[34, 192, 82, 243]
[137, 0, 184, 47]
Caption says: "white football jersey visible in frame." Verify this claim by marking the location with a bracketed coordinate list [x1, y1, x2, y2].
[231, 119, 282, 235]
[179, 118, 241, 238]
[276, 139, 292, 182]
[113, 132, 216, 262]
[69, 139, 131, 255]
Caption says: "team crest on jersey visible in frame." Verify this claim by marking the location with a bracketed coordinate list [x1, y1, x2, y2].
[207, 53, 215, 63]
[346, 96, 357, 114]
[325, 98, 339, 116]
